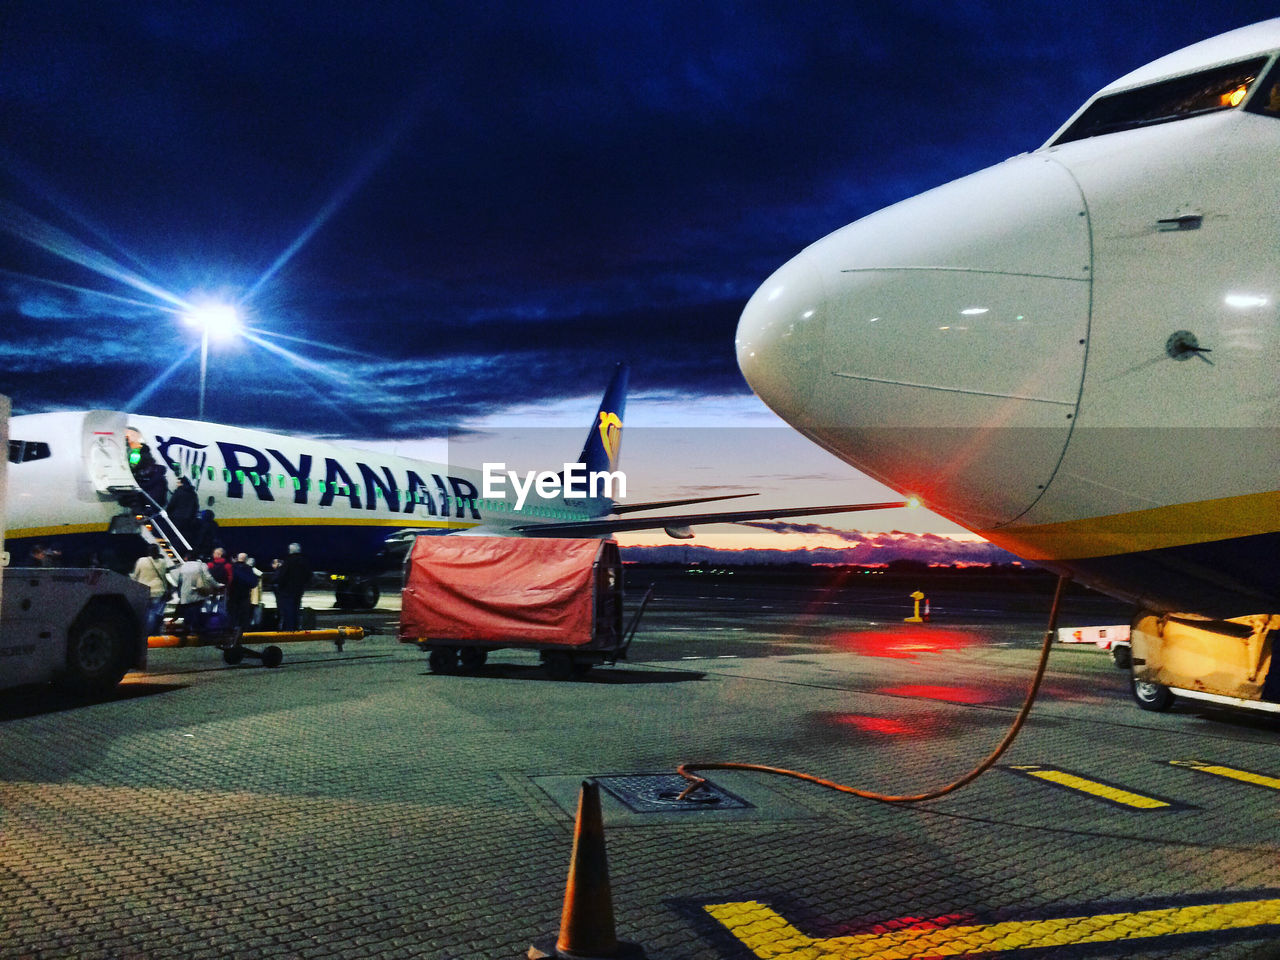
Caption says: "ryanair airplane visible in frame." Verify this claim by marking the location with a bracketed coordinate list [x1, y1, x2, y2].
[735, 21, 1280, 711]
[6, 364, 901, 606]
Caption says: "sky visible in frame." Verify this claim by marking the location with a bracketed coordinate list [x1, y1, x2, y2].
[2, 2, 1274, 558]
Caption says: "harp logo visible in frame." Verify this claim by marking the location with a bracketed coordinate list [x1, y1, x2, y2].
[597, 411, 623, 468]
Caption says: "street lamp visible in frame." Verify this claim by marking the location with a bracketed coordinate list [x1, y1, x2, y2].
[182, 301, 242, 419]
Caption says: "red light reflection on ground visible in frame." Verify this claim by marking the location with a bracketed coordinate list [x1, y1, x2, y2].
[825, 713, 938, 737]
[878, 683, 995, 704]
[827, 626, 982, 659]
[833, 912, 979, 937]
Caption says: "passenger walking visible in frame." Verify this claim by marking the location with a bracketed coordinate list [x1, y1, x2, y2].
[227, 553, 259, 632]
[166, 477, 199, 541]
[173, 550, 217, 634]
[274, 542, 312, 632]
[207, 547, 233, 617]
[131, 443, 169, 513]
[130, 544, 171, 636]
[246, 557, 265, 627]
[192, 509, 221, 560]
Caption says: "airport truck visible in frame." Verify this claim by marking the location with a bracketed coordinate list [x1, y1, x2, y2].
[0, 394, 149, 694]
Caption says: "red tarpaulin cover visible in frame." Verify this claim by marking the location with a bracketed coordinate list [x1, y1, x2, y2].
[401, 537, 605, 647]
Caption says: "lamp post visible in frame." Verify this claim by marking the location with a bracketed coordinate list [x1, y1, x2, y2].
[182, 302, 242, 420]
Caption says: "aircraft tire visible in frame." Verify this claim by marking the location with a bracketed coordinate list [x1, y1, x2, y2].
[1131, 677, 1174, 712]
[59, 605, 133, 694]
[459, 647, 488, 671]
[262, 646, 284, 668]
[355, 580, 380, 609]
[1111, 644, 1132, 670]
[223, 646, 244, 666]
[428, 647, 459, 674]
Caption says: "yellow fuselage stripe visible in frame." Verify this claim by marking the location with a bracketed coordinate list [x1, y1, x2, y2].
[706, 897, 1280, 959]
[977, 489, 1279, 560]
[7, 517, 479, 540]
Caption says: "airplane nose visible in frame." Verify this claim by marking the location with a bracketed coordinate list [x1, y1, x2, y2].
[736, 253, 827, 428]
[737, 155, 1091, 528]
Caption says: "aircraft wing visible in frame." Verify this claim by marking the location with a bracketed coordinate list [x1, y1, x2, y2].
[511, 500, 907, 538]
[608, 492, 757, 514]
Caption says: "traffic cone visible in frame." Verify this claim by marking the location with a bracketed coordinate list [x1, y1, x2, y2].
[528, 781, 643, 959]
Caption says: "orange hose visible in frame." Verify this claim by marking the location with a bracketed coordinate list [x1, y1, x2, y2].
[677, 575, 1069, 803]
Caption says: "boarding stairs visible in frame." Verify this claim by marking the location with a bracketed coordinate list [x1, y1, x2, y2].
[106, 495, 192, 574]
[84, 413, 192, 573]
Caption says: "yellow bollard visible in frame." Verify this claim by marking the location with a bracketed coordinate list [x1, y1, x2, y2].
[904, 590, 925, 623]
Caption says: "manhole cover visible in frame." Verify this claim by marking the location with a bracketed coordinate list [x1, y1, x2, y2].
[593, 774, 753, 813]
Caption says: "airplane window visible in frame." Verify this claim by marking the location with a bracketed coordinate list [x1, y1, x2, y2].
[207, 466, 216, 480]
[1246, 60, 1280, 118]
[1053, 57, 1269, 144]
[7, 440, 51, 463]
[223, 468, 233, 482]
[292, 477, 300, 490]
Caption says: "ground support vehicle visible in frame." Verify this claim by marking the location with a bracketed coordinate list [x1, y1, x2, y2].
[0, 567, 149, 694]
[1057, 623, 1132, 668]
[148, 626, 365, 667]
[1130, 611, 1280, 713]
[399, 537, 649, 679]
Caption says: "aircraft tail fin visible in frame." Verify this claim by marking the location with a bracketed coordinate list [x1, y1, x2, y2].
[575, 362, 628, 477]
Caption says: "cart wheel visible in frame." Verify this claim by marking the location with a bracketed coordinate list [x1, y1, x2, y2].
[262, 646, 284, 668]
[544, 651, 573, 681]
[459, 648, 488, 671]
[428, 647, 459, 674]
[571, 662, 594, 677]
[223, 646, 244, 666]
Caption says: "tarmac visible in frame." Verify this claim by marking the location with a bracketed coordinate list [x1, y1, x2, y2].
[3, 570, 1280, 959]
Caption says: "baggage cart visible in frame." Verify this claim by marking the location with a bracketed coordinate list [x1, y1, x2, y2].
[398, 537, 649, 678]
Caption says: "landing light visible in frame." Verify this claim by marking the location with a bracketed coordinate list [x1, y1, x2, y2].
[1222, 84, 1249, 107]
[905, 496, 921, 509]
[960, 307, 988, 316]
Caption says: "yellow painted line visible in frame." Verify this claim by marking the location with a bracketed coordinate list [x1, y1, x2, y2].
[1007, 765, 1171, 809]
[706, 897, 1280, 959]
[1172, 760, 1280, 790]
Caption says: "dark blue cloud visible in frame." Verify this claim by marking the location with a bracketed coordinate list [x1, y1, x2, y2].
[1, 1, 1274, 433]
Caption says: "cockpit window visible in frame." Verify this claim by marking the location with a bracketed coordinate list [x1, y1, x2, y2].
[8, 440, 51, 463]
[1052, 57, 1270, 145]
[1245, 59, 1280, 118]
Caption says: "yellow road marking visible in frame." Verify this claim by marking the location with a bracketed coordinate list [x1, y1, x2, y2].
[1172, 760, 1280, 790]
[1007, 765, 1170, 809]
[706, 897, 1280, 959]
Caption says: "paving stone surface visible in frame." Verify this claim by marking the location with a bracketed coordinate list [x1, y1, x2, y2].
[3, 588, 1279, 959]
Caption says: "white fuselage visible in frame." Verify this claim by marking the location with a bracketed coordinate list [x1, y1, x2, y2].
[736, 20, 1280, 616]
[6, 410, 591, 573]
